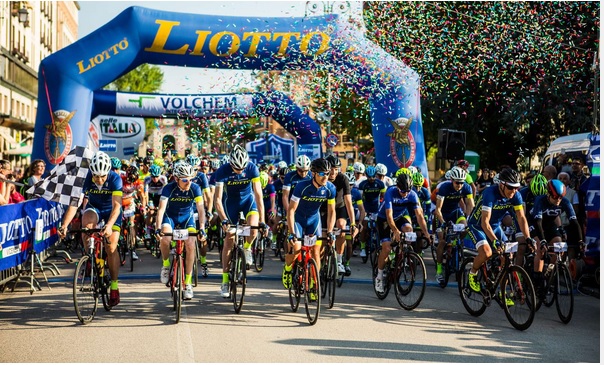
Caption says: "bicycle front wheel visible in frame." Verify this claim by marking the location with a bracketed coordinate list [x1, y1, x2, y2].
[395, 251, 426, 310]
[289, 264, 301, 312]
[502, 265, 536, 331]
[174, 256, 183, 323]
[128, 227, 136, 272]
[231, 246, 246, 314]
[555, 263, 574, 324]
[73, 255, 98, 324]
[304, 259, 320, 325]
[254, 238, 266, 272]
[458, 257, 487, 317]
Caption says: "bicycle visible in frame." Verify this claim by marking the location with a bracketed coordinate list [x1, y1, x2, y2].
[458, 241, 536, 331]
[288, 234, 321, 325]
[71, 227, 112, 324]
[161, 229, 189, 324]
[251, 229, 270, 272]
[320, 235, 338, 309]
[363, 213, 380, 268]
[273, 218, 288, 262]
[119, 210, 137, 272]
[145, 205, 161, 258]
[372, 231, 427, 310]
[438, 222, 466, 288]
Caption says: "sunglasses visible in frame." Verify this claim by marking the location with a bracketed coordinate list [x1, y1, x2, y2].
[503, 184, 519, 191]
[179, 178, 192, 183]
[453, 180, 464, 185]
[93, 175, 107, 179]
[316, 171, 329, 177]
[399, 188, 411, 194]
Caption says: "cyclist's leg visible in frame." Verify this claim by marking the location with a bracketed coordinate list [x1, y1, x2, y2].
[335, 209, 348, 272]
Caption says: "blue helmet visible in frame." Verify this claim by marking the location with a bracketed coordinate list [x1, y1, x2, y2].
[547, 179, 566, 199]
[149, 164, 161, 177]
[110, 157, 122, 170]
[365, 165, 376, 178]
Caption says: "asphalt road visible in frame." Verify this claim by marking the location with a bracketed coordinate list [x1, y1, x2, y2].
[0, 245, 600, 363]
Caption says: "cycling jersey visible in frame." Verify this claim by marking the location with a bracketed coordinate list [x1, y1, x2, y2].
[283, 170, 311, 200]
[436, 181, 473, 213]
[351, 186, 363, 221]
[413, 186, 431, 214]
[262, 183, 276, 212]
[358, 178, 386, 213]
[192, 171, 210, 192]
[160, 181, 203, 229]
[467, 184, 523, 228]
[83, 170, 123, 230]
[214, 162, 261, 223]
[290, 179, 336, 237]
[531, 194, 576, 222]
[121, 177, 144, 208]
[377, 186, 421, 220]
[272, 177, 284, 214]
[144, 175, 168, 196]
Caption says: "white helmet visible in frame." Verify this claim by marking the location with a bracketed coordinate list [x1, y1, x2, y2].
[173, 163, 195, 178]
[375, 163, 387, 176]
[220, 155, 230, 166]
[353, 162, 365, 174]
[295, 155, 311, 170]
[408, 166, 418, 174]
[90, 151, 111, 176]
[229, 145, 249, 170]
[345, 171, 355, 185]
[449, 166, 467, 181]
[444, 169, 453, 180]
[277, 161, 288, 169]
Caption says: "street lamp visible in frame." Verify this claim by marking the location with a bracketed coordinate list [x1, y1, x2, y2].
[18, 7, 29, 23]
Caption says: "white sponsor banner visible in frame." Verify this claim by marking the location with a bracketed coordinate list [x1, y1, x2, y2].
[115, 93, 254, 117]
[90, 115, 146, 159]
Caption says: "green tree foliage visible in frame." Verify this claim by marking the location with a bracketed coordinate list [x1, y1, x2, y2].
[364, 1, 598, 168]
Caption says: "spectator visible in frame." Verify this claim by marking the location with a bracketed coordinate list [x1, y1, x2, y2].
[569, 156, 588, 191]
[557, 172, 580, 227]
[542, 165, 557, 181]
[475, 168, 493, 195]
[6, 174, 25, 204]
[556, 152, 573, 174]
[0, 159, 12, 205]
[26, 159, 46, 187]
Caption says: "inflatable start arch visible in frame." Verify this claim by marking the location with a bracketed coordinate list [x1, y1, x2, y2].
[32, 6, 428, 177]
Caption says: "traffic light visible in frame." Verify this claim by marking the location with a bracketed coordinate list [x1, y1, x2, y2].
[437, 129, 466, 161]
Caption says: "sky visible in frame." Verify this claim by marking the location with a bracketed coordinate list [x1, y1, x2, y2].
[77, 0, 316, 94]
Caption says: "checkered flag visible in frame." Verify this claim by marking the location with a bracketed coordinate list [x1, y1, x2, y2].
[26, 146, 94, 207]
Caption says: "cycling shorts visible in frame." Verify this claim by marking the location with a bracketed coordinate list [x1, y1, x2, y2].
[223, 196, 258, 224]
[83, 205, 122, 232]
[293, 213, 322, 243]
[162, 213, 197, 233]
[377, 216, 410, 243]
[442, 208, 466, 226]
[467, 224, 507, 249]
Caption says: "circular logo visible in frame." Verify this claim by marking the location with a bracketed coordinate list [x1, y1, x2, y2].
[389, 131, 416, 168]
[44, 110, 74, 164]
[325, 133, 339, 148]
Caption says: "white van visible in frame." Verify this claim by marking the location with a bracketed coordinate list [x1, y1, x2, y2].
[542, 132, 591, 167]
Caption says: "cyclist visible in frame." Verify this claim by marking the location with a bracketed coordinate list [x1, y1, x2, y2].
[514, 173, 548, 267]
[456, 159, 477, 197]
[411, 171, 433, 253]
[465, 168, 535, 293]
[322, 155, 358, 276]
[282, 158, 337, 290]
[282, 155, 312, 213]
[121, 165, 146, 261]
[58, 151, 123, 307]
[111, 157, 124, 177]
[375, 163, 393, 188]
[187, 154, 213, 278]
[260, 171, 277, 234]
[374, 173, 430, 293]
[358, 166, 386, 258]
[144, 164, 168, 239]
[347, 171, 366, 260]
[352, 162, 366, 188]
[433, 166, 475, 285]
[531, 179, 584, 285]
[213, 145, 266, 298]
[156, 163, 206, 300]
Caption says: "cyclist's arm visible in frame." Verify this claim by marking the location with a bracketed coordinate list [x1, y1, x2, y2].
[414, 206, 430, 237]
[286, 197, 298, 235]
[214, 183, 228, 222]
[282, 186, 290, 213]
[326, 201, 336, 233]
[269, 193, 276, 215]
[357, 201, 366, 227]
[252, 179, 265, 224]
[463, 195, 475, 217]
[479, 208, 497, 243]
[155, 198, 167, 230]
[106, 193, 123, 229]
[203, 188, 212, 214]
[434, 196, 444, 225]
[195, 196, 206, 229]
[513, 206, 531, 240]
[343, 193, 355, 226]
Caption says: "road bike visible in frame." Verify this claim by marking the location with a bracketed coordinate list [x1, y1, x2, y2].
[251, 229, 270, 272]
[71, 227, 112, 324]
[439, 222, 466, 288]
[320, 235, 338, 309]
[363, 213, 379, 267]
[161, 229, 189, 323]
[458, 241, 536, 331]
[288, 234, 321, 325]
[119, 210, 137, 272]
[273, 218, 288, 262]
[372, 232, 427, 310]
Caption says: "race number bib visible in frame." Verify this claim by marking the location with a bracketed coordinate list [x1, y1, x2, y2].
[172, 229, 189, 240]
[404, 232, 417, 242]
[237, 226, 251, 237]
[453, 224, 465, 232]
[553, 242, 568, 253]
[303, 235, 317, 247]
[505, 241, 518, 253]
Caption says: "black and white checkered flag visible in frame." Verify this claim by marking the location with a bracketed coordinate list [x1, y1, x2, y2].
[26, 146, 94, 207]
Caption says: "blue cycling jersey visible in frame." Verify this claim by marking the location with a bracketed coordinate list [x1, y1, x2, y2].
[467, 184, 523, 228]
[283, 170, 312, 199]
[519, 186, 538, 226]
[531, 194, 576, 223]
[436, 181, 473, 212]
[160, 181, 203, 220]
[351, 186, 363, 216]
[358, 178, 386, 213]
[192, 172, 210, 192]
[377, 186, 421, 220]
[207, 172, 216, 187]
[413, 186, 431, 213]
[290, 179, 336, 219]
[83, 170, 123, 213]
[262, 183, 276, 211]
[272, 178, 284, 211]
[214, 162, 260, 200]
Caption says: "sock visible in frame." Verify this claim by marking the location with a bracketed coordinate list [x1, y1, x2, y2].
[222, 273, 229, 284]
[185, 274, 192, 285]
[111, 280, 118, 290]
[436, 263, 442, 275]
[377, 269, 384, 280]
[360, 242, 366, 249]
[163, 259, 170, 267]
[337, 253, 343, 264]
[244, 241, 252, 250]
[200, 256, 207, 264]
[284, 263, 292, 272]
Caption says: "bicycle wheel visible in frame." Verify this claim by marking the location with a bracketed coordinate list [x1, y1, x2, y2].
[430, 242, 438, 267]
[304, 258, 320, 325]
[458, 257, 487, 317]
[324, 248, 337, 308]
[288, 263, 301, 312]
[395, 251, 426, 310]
[254, 237, 266, 272]
[100, 269, 113, 312]
[192, 242, 199, 287]
[231, 246, 246, 314]
[555, 263, 574, 324]
[174, 256, 183, 323]
[128, 226, 136, 272]
[73, 255, 98, 324]
[502, 265, 536, 331]
[119, 235, 127, 266]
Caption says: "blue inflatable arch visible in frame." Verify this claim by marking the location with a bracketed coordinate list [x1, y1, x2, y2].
[32, 6, 428, 176]
[92, 89, 322, 148]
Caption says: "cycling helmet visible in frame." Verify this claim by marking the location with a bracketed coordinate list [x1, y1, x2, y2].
[353, 162, 365, 174]
[547, 179, 566, 199]
[530, 174, 548, 196]
[186, 155, 201, 167]
[492, 173, 500, 185]
[346, 165, 354, 173]
[396, 172, 413, 191]
[277, 161, 288, 169]
[153, 157, 165, 167]
[395, 167, 411, 177]
[444, 169, 452, 180]
[498, 168, 521, 188]
[365, 165, 377, 178]
[199, 159, 209, 168]
[126, 165, 139, 183]
[149, 164, 162, 177]
[173, 163, 196, 178]
[311, 158, 331, 173]
[210, 159, 220, 170]
[449, 166, 467, 182]
[412, 172, 425, 187]
[278, 167, 289, 176]
[229, 145, 249, 170]
[408, 166, 418, 174]
[219, 155, 230, 166]
[295, 155, 311, 170]
[121, 159, 130, 168]
[326, 155, 341, 168]
[456, 159, 470, 168]
[110, 157, 122, 170]
[345, 171, 355, 185]
[375, 163, 387, 176]
[90, 152, 111, 176]
[259, 171, 269, 189]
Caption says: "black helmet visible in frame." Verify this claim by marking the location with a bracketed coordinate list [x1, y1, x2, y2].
[498, 168, 521, 188]
[311, 158, 331, 173]
[325, 155, 341, 168]
[396, 173, 413, 191]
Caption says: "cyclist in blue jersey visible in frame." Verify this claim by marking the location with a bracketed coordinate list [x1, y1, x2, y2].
[282, 155, 312, 213]
[347, 171, 366, 259]
[514, 173, 548, 267]
[59, 152, 123, 307]
[358, 166, 385, 258]
[433, 166, 475, 284]
[155, 163, 206, 300]
[260, 171, 277, 228]
[466, 168, 535, 292]
[214, 145, 266, 298]
[187, 155, 214, 276]
[282, 158, 337, 289]
[374, 173, 430, 293]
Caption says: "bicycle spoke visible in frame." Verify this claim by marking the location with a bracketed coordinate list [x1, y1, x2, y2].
[458, 257, 487, 317]
[502, 265, 535, 331]
[73, 255, 98, 324]
[304, 259, 320, 325]
[395, 251, 426, 310]
[555, 264, 574, 324]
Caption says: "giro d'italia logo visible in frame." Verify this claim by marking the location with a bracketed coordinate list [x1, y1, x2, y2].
[44, 110, 74, 164]
[387, 117, 416, 168]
